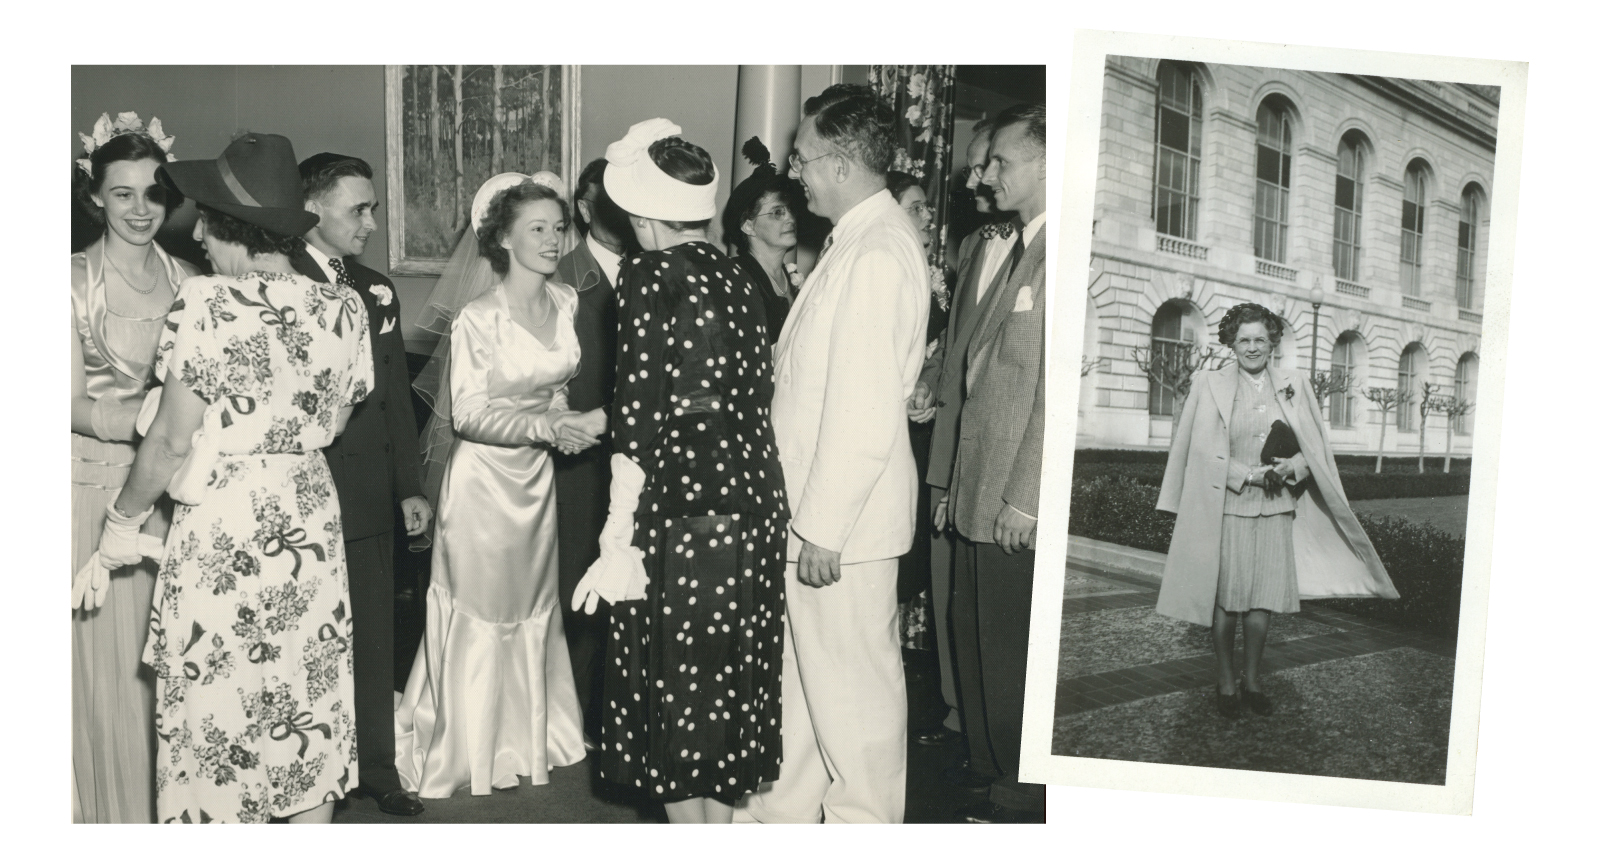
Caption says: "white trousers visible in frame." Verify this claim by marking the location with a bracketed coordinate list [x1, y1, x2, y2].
[735, 557, 907, 823]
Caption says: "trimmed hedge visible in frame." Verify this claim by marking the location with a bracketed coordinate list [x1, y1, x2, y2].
[1068, 475, 1464, 636]
[1071, 450, 1472, 500]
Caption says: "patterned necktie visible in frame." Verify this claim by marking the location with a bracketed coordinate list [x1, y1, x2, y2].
[1006, 235, 1025, 279]
[327, 256, 356, 288]
[979, 221, 1015, 240]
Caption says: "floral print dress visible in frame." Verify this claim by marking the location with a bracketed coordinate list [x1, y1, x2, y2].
[142, 271, 372, 823]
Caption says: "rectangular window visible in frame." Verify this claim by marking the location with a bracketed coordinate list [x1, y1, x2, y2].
[1330, 338, 1357, 428]
[1400, 169, 1426, 297]
[1457, 196, 1478, 308]
[1333, 142, 1363, 281]
[1253, 107, 1291, 263]
[1397, 349, 1417, 431]
[1154, 64, 1202, 240]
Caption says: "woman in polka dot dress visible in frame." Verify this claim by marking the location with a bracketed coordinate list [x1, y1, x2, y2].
[573, 119, 788, 823]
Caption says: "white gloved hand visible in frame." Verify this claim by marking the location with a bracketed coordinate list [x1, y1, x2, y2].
[572, 454, 649, 615]
[75, 502, 165, 611]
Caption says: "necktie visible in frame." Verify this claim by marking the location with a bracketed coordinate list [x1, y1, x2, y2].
[1006, 236, 1025, 279]
[328, 256, 356, 289]
[979, 221, 1015, 240]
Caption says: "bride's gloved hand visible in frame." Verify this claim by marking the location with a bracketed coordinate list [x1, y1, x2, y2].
[572, 454, 648, 615]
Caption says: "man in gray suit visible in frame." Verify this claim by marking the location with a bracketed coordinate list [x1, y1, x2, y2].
[910, 118, 1020, 753]
[945, 102, 1048, 824]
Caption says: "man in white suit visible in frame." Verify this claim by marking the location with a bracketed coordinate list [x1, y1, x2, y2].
[736, 84, 929, 824]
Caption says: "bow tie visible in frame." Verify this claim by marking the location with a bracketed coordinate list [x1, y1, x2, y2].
[979, 221, 1015, 240]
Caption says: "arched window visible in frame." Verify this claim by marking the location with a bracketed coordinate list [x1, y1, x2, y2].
[1400, 163, 1427, 297]
[1253, 101, 1292, 263]
[1457, 187, 1482, 308]
[1154, 62, 1203, 240]
[1333, 133, 1365, 281]
[1454, 353, 1479, 434]
[1397, 343, 1425, 431]
[1330, 332, 1361, 428]
[1148, 301, 1198, 417]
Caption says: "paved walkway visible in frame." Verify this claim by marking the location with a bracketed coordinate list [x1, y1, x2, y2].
[1051, 545, 1456, 784]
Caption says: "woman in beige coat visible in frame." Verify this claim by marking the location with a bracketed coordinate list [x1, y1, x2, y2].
[1155, 303, 1398, 717]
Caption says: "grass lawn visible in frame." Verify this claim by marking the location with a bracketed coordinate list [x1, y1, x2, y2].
[1349, 495, 1470, 538]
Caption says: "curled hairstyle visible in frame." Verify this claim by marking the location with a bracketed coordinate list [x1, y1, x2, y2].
[885, 170, 923, 204]
[802, 83, 895, 176]
[476, 181, 570, 276]
[197, 204, 303, 257]
[1217, 302, 1286, 346]
[991, 102, 1046, 159]
[300, 155, 373, 202]
[74, 133, 184, 227]
[647, 136, 716, 232]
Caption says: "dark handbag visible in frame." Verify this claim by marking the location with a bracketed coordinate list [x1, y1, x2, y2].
[1259, 419, 1303, 494]
[1260, 419, 1300, 464]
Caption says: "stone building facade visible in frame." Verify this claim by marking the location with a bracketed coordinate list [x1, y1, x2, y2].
[1079, 56, 1497, 459]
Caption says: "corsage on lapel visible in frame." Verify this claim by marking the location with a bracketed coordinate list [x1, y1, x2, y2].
[1278, 383, 1295, 403]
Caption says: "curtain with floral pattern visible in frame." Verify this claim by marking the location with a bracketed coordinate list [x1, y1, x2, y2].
[870, 65, 958, 275]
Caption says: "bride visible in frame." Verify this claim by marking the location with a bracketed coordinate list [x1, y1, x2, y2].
[395, 172, 604, 798]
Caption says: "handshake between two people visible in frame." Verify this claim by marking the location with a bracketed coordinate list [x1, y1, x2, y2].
[551, 407, 608, 456]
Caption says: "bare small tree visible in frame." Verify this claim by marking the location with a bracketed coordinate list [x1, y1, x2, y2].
[1417, 381, 1446, 473]
[1439, 395, 1475, 474]
[1131, 343, 1234, 419]
[1309, 369, 1354, 418]
[1080, 355, 1109, 378]
[1362, 386, 1411, 474]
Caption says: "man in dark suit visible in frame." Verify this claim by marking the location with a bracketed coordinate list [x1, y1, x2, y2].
[945, 104, 1048, 824]
[910, 119, 1020, 756]
[553, 157, 631, 744]
[294, 153, 431, 816]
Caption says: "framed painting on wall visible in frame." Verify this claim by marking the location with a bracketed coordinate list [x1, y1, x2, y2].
[385, 65, 580, 276]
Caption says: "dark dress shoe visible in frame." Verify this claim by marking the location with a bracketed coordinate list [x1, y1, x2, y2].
[1241, 688, 1274, 716]
[375, 789, 425, 816]
[912, 725, 961, 746]
[958, 799, 1044, 824]
[941, 759, 995, 793]
[1216, 687, 1242, 719]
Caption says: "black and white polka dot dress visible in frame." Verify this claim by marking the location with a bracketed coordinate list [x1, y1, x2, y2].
[601, 242, 789, 803]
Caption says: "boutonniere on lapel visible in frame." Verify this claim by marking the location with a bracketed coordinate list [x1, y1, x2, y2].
[1279, 383, 1295, 403]
[783, 262, 805, 292]
[369, 283, 394, 307]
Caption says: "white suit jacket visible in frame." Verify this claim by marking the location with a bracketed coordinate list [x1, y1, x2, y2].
[771, 189, 930, 564]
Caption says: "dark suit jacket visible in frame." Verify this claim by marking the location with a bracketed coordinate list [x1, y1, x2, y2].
[949, 230, 1047, 539]
[732, 253, 791, 346]
[292, 248, 424, 541]
[552, 238, 618, 514]
[919, 226, 1015, 490]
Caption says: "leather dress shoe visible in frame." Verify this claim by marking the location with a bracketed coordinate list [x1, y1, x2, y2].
[941, 759, 995, 793]
[375, 789, 425, 816]
[1216, 686, 1242, 719]
[958, 799, 1044, 824]
[912, 725, 961, 746]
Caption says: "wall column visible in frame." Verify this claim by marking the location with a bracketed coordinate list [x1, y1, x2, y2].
[732, 66, 802, 184]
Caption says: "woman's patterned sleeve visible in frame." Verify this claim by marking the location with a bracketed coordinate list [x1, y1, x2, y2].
[611, 254, 673, 469]
[154, 277, 220, 404]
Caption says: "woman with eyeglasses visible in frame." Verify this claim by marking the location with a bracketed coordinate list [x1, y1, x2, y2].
[722, 137, 805, 345]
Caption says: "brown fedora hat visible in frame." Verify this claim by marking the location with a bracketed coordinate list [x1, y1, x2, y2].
[159, 133, 319, 237]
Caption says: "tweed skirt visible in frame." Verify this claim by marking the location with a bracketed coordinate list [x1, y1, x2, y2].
[1216, 512, 1299, 614]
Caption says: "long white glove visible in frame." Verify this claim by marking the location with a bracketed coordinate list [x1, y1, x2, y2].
[74, 502, 165, 611]
[571, 454, 648, 615]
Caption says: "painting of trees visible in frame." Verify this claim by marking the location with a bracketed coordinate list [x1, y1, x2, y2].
[1362, 385, 1411, 474]
[386, 65, 576, 275]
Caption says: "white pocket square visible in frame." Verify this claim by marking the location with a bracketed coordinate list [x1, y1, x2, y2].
[380, 315, 396, 335]
[1012, 285, 1034, 312]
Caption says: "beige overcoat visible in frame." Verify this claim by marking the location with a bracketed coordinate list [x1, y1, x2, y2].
[1154, 365, 1399, 626]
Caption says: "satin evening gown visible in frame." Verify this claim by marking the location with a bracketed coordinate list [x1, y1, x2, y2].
[395, 283, 587, 798]
[71, 240, 190, 823]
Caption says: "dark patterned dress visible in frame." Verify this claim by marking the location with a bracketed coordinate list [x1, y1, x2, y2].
[600, 242, 789, 803]
[141, 271, 372, 823]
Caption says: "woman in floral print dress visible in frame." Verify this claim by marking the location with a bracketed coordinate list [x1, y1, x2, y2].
[94, 134, 372, 823]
